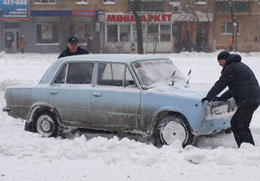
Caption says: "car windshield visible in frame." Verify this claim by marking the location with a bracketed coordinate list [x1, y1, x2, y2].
[132, 59, 185, 88]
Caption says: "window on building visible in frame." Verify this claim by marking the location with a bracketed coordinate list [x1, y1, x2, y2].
[106, 23, 171, 43]
[169, 0, 180, 5]
[147, 24, 159, 42]
[130, 0, 163, 2]
[160, 25, 171, 42]
[120, 25, 130, 42]
[133, 24, 146, 42]
[103, 0, 115, 4]
[196, 0, 206, 5]
[34, 0, 55, 4]
[76, 0, 88, 4]
[36, 23, 58, 44]
[107, 25, 118, 42]
[74, 24, 91, 41]
[221, 21, 240, 35]
[259, 21, 260, 35]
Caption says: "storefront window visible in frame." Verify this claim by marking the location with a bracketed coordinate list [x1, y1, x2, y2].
[133, 24, 146, 42]
[120, 25, 130, 42]
[147, 24, 158, 42]
[36, 23, 58, 43]
[160, 25, 171, 42]
[107, 25, 118, 42]
[74, 24, 91, 41]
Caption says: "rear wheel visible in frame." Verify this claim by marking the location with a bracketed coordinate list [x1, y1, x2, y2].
[33, 111, 59, 137]
[154, 115, 194, 148]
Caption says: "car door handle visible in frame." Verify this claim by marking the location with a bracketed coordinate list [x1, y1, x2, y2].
[50, 90, 58, 95]
[93, 92, 102, 97]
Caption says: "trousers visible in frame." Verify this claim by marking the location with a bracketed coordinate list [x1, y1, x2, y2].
[231, 104, 259, 148]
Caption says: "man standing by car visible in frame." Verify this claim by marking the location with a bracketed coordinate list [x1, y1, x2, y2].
[58, 36, 89, 59]
[201, 51, 260, 148]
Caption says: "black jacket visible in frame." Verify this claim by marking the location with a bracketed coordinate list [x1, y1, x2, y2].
[206, 54, 260, 107]
[58, 46, 89, 59]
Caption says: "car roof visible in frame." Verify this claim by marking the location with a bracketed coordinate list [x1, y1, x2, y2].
[57, 54, 170, 64]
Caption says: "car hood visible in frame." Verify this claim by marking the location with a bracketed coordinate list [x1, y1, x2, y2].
[147, 83, 210, 100]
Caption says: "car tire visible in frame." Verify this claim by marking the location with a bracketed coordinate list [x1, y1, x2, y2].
[33, 111, 59, 137]
[224, 127, 232, 134]
[154, 115, 194, 148]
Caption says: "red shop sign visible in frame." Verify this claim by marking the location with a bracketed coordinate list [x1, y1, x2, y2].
[107, 14, 172, 22]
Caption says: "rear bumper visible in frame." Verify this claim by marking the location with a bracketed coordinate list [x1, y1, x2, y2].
[2, 106, 11, 112]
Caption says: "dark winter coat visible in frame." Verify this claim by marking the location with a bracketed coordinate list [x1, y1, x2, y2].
[58, 46, 89, 59]
[206, 54, 260, 107]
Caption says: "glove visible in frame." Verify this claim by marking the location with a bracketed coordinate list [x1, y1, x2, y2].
[201, 97, 209, 102]
[201, 97, 221, 103]
[212, 97, 221, 101]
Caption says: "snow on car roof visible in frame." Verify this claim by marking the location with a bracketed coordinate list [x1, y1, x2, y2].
[57, 54, 170, 64]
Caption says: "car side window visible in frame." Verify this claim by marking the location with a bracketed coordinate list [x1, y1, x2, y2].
[67, 63, 94, 84]
[97, 63, 136, 87]
[53, 63, 94, 84]
[53, 64, 67, 84]
[125, 67, 136, 87]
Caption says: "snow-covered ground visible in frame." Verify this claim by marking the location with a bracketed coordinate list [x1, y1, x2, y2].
[0, 52, 260, 181]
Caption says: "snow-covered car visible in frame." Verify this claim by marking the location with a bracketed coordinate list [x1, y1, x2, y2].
[2, 54, 236, 147]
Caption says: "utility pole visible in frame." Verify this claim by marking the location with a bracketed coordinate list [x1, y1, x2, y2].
[228, 0, 237, 51]
[132, 0, 144, 54]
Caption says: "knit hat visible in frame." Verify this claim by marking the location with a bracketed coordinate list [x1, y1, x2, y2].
[217, 51, 230, 60]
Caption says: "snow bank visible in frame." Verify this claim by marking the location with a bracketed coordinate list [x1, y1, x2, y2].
[1, 52, 260, 181]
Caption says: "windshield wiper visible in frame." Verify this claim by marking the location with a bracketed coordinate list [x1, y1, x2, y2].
[186, 69, 192, 85]
[170, 70, 176, 86]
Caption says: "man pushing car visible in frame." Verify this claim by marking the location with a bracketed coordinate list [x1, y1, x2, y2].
[202, 51, 260, 148]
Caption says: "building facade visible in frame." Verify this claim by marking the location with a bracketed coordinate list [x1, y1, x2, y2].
[100, 0, 214, 53]
[0, 0, 260, 53]
[212, 0, 260, 52]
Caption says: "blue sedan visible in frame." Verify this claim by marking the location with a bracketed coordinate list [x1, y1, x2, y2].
[3, 54, 236, 147]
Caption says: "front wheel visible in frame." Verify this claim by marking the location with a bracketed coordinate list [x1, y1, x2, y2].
[33, 111, 59, 137]
[154, 115, 194, 148]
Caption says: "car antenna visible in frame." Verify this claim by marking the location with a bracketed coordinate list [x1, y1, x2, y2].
[186, 69, 192, 85]
[171, 70, 176, 86]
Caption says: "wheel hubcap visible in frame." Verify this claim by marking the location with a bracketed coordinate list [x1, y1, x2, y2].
[160, 121, 186, 145]
[37, 115, 54, 137]
[41, 120, 51, 132]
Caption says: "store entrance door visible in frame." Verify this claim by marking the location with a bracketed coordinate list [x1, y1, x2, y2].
[4, 29, 20, 53]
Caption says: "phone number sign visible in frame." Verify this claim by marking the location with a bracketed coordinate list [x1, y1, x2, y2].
[0, 0, 30, 19]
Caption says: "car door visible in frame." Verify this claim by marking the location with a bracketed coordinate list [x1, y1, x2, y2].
[48, 62, 94, 125]
[91, 62, 141, 130]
